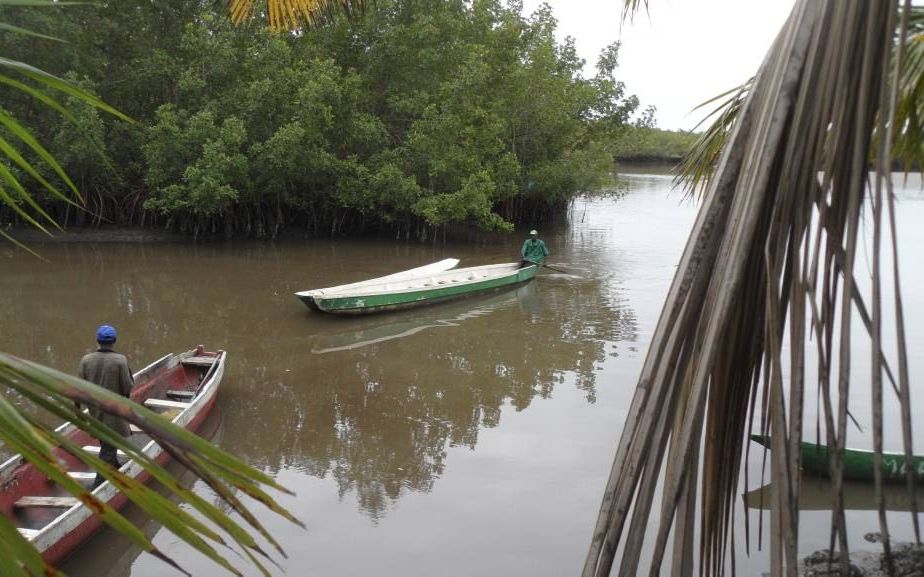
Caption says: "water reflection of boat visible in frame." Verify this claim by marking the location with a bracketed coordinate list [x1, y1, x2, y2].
[751, 434, 924, 483]
[311, 287, 528, 353]
[60, 410, 225, 577]
[305, 262, 539, 315]
[744, 476, 920, 512]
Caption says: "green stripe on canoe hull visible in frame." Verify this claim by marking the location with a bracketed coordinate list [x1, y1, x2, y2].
[296, 295, 320, 310]
[314, 265, 539, 315]
[751, 434, 924, 483]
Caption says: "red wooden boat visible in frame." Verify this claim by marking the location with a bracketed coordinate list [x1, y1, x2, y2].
[0, 346, 226, 566]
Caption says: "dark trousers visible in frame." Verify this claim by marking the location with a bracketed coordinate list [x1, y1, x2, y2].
[93, 441, 120, 488]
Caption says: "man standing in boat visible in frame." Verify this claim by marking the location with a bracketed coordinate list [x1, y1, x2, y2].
[78, 324, 134, 488]
[521, 229, 550, 267]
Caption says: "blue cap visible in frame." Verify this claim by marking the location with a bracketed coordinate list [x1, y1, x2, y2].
[96, 325, 117, 344]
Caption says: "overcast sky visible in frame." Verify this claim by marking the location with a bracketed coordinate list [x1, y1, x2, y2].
[520, 0, 795, 131]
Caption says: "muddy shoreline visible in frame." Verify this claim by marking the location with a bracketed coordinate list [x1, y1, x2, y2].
[801, 537, 924, 576]
[4, 226, 186, 244]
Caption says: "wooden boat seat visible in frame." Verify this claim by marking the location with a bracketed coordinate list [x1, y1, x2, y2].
[166, 390, 195, 401]
[182, 356, 215, 367]
[144, 398, 190, 410]
[18, 527, 40, 538]
[67, 471, 96, 482]
[14, 496, 80, 509]
[82, 446, 128, 461]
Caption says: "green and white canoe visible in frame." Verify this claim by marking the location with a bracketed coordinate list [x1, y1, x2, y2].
[750, 434, 924, 483]
[295, 258, 459, 311]
[300, 261, 539, 315]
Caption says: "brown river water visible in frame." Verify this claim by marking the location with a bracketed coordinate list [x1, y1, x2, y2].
[1, 168, 922, 576]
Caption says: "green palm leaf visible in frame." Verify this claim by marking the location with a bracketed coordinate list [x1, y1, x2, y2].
[0, 1, 313, 571]
[0, 352, 301, 575]
[0, 21, 65, 41]
[0, 56, 130, 233]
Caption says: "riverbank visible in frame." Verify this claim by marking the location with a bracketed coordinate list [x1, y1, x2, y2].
[4, 226, 186, 244]
[611, 126, 698, 165]
[802, 538, 924, 576]
[2, 207, 574, 246]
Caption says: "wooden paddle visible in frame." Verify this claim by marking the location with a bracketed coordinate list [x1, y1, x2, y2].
[541, 263, 571, 274]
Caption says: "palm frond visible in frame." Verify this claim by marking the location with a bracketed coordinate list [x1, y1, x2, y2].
[0, 4, 302, 573]
[228, 0, 366, 31]
[674, 79, 751, 199]
[892, 7, 924, 171]
[621, 0, 649, 23]
[0, 22, 65, 41]
[678, 5, 924, 196]
[0, 56, 132, 234]
[586, 2, 916, 576]
[0, 352, 301, 575]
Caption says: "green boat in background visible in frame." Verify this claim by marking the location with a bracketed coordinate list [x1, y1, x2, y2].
[750, 434, 924, 483]
[299, 261, 539, 315]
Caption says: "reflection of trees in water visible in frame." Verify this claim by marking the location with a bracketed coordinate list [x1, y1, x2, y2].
[0, 242, 638, 521]
[224, 279, 637, 520]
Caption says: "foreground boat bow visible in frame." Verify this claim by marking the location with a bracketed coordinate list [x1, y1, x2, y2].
[0, 347, 226, 565]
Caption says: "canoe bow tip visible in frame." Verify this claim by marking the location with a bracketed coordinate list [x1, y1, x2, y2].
[749, 434, 770, 447]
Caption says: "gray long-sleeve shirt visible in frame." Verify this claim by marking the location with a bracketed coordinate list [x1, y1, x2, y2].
[78, 348, 134, 436]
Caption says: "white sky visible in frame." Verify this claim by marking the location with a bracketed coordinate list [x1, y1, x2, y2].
[520, 0, 796, 131]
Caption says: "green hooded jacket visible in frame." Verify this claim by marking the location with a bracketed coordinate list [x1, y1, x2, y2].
[521, 237, 549, 263]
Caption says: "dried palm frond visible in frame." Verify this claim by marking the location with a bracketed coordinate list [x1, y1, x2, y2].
[228, 0, 366, 31]
[678, 5, 923, 197]
[585, 1, 918, 576]
[674, 79, 751, 199]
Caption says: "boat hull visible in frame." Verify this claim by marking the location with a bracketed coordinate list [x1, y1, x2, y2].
[295, 258, 460, 311]
[0, 348, 226, 566]
[314, 264, 539, 315]
[298, 295, 321, 310]
[750, 434, 924, 483]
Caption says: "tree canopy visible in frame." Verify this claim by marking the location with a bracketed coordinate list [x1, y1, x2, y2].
[0, 0, 641, 238]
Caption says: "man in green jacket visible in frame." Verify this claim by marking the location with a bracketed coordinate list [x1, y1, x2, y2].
[78, 324, 134, 488]
[521, 229, 550, 267]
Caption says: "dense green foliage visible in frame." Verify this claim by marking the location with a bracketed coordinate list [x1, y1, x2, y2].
[611, 116, 699, 163]
[0, 0, 641, 238]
